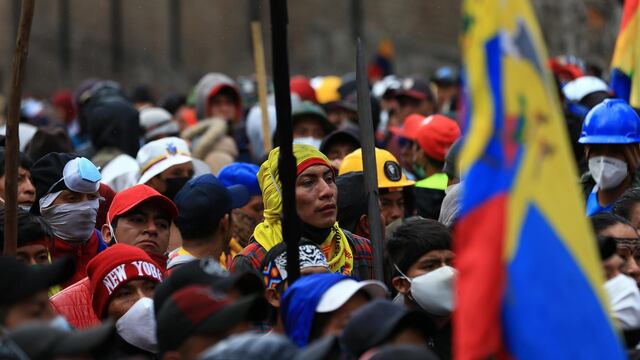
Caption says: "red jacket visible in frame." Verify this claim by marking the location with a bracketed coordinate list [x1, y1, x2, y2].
[50, 230, 107, 289]
[49, 277, 100, 329]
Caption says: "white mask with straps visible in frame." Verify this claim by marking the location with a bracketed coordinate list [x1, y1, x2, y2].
[395, 264, 456, 316]
[604, 273, 640, 330]
[293, 137, 322, 150]
[588, 156, 628, 190]
[115, 297, 157, 353]
[40, 199, 99, 243]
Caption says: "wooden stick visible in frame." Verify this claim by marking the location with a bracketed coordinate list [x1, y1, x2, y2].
[4, 0, 35, 256]
[251, 21, 272, 154]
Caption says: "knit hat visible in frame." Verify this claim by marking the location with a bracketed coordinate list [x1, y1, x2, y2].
[87, 244, 163, 319]
[415, 115, 461, 162]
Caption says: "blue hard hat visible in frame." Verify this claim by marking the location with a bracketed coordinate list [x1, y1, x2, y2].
[578, 99, 640, 144]
[218, 162, 262, 197]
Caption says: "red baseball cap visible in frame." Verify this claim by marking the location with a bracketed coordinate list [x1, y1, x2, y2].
[389, 113, 426, 140]
[416, 114, 461, 162]
[107, 184, 178, 226]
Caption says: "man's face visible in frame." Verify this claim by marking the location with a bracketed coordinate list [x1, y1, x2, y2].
[3, 291, 54, 329]
[51, 189, 99, 206]
[295, 165, 337, 229]
[111, 203, 172, 255]
[396, 96, 434, 123]
[208, 92, 238, 122]
[406, 249, 455, 279]
[16, 243, 49, 266]
[326, 142, 358, 170]
[106, 279, 156, 321]
[320, 291, 369, 338]
[146, 162, 194, 194]
[380, 191, 405, 225]
[601, 223, 640, 286]
[293, 117, 325, 140]
[0, 167, 36, 206]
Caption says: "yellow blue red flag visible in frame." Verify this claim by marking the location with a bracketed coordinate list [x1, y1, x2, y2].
[455, 0, 625, 358]
[611, 0, 640, 106]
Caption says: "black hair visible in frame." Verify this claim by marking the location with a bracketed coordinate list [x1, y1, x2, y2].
[0, 148, 33, 176]
[590, 212, 634, 236]
[0, 209, 51, 249]
[386, 217, 451, 275]
[612, 188, 640, 221]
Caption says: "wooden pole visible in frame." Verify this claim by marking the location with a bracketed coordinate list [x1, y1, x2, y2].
[356, 38, 385, 281]
[251, 21, 273, 154]
[4, 0, 35, 256]
[269, 0, 301, 283]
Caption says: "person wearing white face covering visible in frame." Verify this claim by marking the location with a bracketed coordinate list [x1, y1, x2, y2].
[287, 101, 335, 150]
[30, 153, 107, 288]
[87, 244, 163, 359]
[386, 217, 455, 360]
[579, 99, 640, 216]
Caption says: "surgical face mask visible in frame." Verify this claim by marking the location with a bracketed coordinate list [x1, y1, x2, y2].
[115, 297, 157, 353]
[49, 315, 72, 331]
[18, 204, 32, 212]
[588, 156, 628, 190]
[293, 136, 322, 150]
[40, 199, 99, 244]
[395, 264, 456, 316]
[163, 176, 190, 200]
[604, 273, 640, 330]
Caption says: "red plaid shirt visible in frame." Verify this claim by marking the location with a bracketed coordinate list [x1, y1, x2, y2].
[230, 230, 374, 280]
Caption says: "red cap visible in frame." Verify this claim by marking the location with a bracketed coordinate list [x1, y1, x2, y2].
[87, 244, 163, 319]
[290, 76, 318, 103]
[389, 113, 426, 140]
[416, 115, 461, 162]
[107, 184, 178, 226]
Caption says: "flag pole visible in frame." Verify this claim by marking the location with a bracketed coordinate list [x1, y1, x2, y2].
[251, 21, 273, 154]
[4, 0, 35, 256]
[269, 0, 300, 283]
[356, 38, 385, 281]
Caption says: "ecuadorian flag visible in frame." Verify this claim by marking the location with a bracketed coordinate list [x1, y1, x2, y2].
[611, 0, 640, 106]
[455, 0, 626, 359]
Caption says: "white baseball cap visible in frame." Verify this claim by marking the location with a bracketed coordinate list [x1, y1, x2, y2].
[316, 279, 387, 313]
[137, 137, 193, 185]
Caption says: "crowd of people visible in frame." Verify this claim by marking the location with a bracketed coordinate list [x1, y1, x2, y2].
[0, 53, 639, 359]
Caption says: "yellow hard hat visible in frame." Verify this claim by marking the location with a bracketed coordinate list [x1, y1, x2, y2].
[315, 76, 342, 104]
[339, 148, 415, 190]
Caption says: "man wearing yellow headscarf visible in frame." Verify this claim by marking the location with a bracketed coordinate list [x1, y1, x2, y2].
[230, 144, 374, 280]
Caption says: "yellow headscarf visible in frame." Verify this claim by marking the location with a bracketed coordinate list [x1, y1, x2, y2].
[253, 145, 354, 275]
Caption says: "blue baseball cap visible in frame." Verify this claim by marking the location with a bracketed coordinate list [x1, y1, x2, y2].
[218, 163, 261, 198]
[174, 174, 250, 231]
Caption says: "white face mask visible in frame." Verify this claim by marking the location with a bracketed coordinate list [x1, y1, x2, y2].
[115, 297, 157, 353]
[293, 136, 322, 150]
[588, 156, 628, 190]
[40, 199, 99, 244]
[604, 274, 640, 330]
[395, 264, 456, 316]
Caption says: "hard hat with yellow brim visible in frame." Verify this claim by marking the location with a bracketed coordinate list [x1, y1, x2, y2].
[338, 148, 415, 190]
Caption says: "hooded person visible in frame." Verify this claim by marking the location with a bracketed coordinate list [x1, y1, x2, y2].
[260, 241, 331, 334]
[280, 273, 387, 347]
[50, 184, 177, 330]
[87, 243, 164, 358]
[230, 145, 374, 280]
[191, 72, 250, 164]
[30, 153, 106, 288]
[0, 209, 52, 267]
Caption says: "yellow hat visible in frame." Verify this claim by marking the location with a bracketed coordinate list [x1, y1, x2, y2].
[339, 148, 415, 190]
[315, 76, 342, 104]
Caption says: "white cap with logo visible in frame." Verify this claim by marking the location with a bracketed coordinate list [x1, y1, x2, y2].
[137, 137, 193, 185]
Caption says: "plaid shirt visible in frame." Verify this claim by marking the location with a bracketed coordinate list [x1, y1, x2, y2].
[230, 230, 374, 280]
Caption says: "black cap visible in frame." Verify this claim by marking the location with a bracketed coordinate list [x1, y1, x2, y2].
[320, 127, 361, 156]
[6, 321, 115, 360]
[199, 333, 298, 360]
[293, 335, 343, 360]
[370, 345, 439, 360]
[0, 256, 74, 306]
[153, 258, 264, 315]
[30, 152, 75, 214]
[341, 299, 435, 358]
[156, 285, 268, 354]
[396, 78, 434, 102]
[336, 172, 368, 233]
